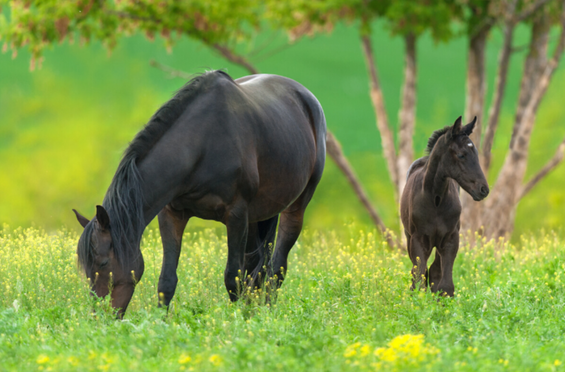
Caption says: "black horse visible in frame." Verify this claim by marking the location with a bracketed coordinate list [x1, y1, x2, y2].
[400, 117, 489, 296]
[73, 71, 326, 317]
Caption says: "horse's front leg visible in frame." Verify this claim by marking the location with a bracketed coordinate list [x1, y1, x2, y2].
[409, 234, 429, 291]
[157, 206, 190, 308]
[436, 231, 459, 297]
[224, 202, 249, 302]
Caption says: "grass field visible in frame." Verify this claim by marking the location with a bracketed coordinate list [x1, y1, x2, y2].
[1, 225, 565, 371]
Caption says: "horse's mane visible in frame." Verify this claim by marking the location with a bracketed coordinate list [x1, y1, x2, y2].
[425, 126, 452, 155]
[78, 70, 233, 271]
[127, 70, 233, 161]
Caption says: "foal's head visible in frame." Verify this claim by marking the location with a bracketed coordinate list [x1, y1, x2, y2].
[428, 116, 489, 201]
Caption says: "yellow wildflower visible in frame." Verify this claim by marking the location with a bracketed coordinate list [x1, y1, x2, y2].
[178, 354, 192, 364]
[208, 354, 222, 366]
[36, 355, 50, 364]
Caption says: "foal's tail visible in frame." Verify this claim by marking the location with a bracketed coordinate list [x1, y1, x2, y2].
[246, 215, 279, 285]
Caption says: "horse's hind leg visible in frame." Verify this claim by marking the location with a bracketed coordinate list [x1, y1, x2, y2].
[270, 144, 324, 293]
[270, 172, 322, 289]
[224, 202, 249, 302]
[157, 206, 190, 308]
[270, 207, 304, 285]
[244, 216, 279, 291]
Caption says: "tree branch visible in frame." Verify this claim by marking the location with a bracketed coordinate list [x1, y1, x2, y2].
[254, 43, 294, 63]
[248, 32, 280, 57]
[149, 60, 193, 79]
[108, 10, 262, 76]
[212, 44, 259, 74]
[518, 137, 565, 199]
[516, 0, 553, 22]
[326, 132, 396, 248]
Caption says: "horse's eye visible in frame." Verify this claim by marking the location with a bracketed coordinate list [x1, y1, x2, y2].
[457, 154, 465, 159]
[99, 259, 109, 268]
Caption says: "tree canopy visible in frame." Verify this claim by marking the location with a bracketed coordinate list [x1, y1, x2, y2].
[0, 0, 259, 69]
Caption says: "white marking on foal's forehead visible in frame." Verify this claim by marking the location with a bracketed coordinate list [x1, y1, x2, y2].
[467, 142, 473, 147]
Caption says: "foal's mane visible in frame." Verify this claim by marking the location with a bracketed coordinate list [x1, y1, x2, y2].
[425, 126, 452, 155]
[78, 70, 233, 271]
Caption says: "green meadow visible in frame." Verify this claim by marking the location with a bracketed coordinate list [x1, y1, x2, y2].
[1, 22, 565, 236]
[1, 226, 565, 371]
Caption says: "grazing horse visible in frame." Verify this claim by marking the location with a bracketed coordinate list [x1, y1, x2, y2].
[73, 71, 326, 317]
[400, 116, 489, 296]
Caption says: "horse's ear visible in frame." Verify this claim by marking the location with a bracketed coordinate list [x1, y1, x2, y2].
[452, 116, 463, 138]
[73, 209, 90, 228]
[96, 205, 110, 230]
[462, 116, 477, 136]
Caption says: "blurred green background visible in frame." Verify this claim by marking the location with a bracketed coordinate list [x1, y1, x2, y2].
[1, 22, 564, 238]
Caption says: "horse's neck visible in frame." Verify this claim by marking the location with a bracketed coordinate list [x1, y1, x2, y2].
[423, 152, 449, 199]
[137, 157, 185, 225]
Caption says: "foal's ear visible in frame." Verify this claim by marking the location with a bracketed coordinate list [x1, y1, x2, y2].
[451, 116, 463, 138]
[462, 116, 477, 136]
[73, 209, 90, 228]
[96, 205, 111, 230]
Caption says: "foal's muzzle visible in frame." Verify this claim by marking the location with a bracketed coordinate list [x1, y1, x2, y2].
[473, 184, 489, 201]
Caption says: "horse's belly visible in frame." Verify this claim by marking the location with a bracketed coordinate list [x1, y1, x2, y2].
[172, 193, 227, 222]
[247, 182, 308, 222]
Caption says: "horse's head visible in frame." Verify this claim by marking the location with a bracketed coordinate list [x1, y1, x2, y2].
[444, 116, 489, 201]
[73, 206, 142, 317]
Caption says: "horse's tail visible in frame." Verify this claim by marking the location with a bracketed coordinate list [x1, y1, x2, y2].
[247, 215, 279, 286]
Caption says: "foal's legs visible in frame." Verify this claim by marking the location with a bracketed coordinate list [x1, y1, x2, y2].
[224, 202, 249, 302]
[157, 206, 190, 308]
[436, 231, 459, 296]
[428, 250, 442, 292]
[409, 234, 430, 291]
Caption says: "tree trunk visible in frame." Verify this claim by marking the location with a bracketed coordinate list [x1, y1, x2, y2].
[510, 17, 550, 150]
[361, 34, 399, 197]
[460, 26, 490, 235]
[482, 0, 518, 173]
[397, 33, 417, 198]
[481, 11, 561, 240]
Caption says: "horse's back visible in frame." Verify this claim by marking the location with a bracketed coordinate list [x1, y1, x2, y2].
[236, 74, 326, 146]
[156, 71, 325, 222]
[405, 157, 428, 182]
